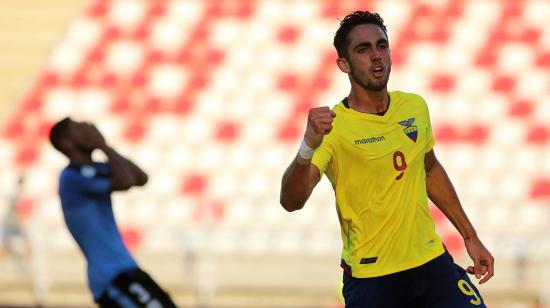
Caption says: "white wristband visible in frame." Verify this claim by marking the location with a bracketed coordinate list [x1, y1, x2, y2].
[298, 139, 315, 160]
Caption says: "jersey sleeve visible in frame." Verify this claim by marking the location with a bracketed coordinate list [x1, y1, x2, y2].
[421, 97, 435, 152]
[311, 133, 336, 176]
[61, 169, 111, 195]
[311, 146, 331, 175]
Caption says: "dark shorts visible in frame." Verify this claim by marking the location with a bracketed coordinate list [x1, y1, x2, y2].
[97, 268, 177, 308]
[343, 251, 486, 308]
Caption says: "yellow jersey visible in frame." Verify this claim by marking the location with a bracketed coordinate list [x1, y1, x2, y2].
[312, 91, 445, 278]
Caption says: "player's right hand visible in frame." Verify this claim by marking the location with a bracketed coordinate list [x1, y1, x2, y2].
[304, 106, 336, 149]
[79, 123, 106, 150]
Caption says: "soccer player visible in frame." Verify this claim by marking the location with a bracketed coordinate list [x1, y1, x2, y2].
[280, 11, 493, 307]
[0, 174, 31, 271]
[49, 118, 176, 308]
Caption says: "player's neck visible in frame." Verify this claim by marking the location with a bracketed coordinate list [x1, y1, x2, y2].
[347, 88, 389, 114]
[68, 151, 94, 165]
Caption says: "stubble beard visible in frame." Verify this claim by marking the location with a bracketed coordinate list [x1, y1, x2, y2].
[350, 64, 390, 92]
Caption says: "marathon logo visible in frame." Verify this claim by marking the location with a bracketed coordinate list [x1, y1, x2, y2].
[354, 136, 385, 145]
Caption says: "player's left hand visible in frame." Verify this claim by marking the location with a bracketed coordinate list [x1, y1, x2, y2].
[464, 235, 494, 284]
[79, 123, 106, 150]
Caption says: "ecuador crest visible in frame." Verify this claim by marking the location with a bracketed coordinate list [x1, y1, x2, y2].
[398, 118, 418, 142]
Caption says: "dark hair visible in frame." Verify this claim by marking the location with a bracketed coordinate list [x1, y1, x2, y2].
[49, 117, 71, 154]
[333, 11, 388, 59]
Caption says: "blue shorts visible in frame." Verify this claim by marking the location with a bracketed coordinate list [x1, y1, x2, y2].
[342, 251, 486, 308]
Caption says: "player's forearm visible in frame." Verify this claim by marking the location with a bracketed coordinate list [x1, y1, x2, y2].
[121, 156, 148, 186]
[280, 155, 314, 211]
[99, 144, 138, 191]
[426, 160, 478, 241]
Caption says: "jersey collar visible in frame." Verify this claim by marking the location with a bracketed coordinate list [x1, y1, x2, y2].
[339, 92, 397, 123]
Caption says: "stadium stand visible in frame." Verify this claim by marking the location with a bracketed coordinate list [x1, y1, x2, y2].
[1, 0, 550, 307]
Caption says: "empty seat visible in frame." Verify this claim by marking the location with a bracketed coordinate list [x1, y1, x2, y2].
[107, 0, 147, 31]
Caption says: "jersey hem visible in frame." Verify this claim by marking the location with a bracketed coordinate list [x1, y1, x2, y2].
[347, 246, 446, 278]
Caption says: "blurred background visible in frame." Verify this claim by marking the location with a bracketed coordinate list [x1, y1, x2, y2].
[1, 0, 549, 307]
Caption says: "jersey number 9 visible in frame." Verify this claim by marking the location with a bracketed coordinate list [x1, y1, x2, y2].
[393, 151, 407, 180]
[457, 279, 482, 305]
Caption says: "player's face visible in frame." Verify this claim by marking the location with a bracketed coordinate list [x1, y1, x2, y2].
[342, 24, 391, 92]
[66, 120, 95, 152]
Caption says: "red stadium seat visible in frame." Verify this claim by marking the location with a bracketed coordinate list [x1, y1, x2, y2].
[442, 233, 465, 256]
[123, 120, 147, 143]
[15, 146, 39, 168]
[147, 2, 166, 18]
[430, 74, 455, 93]
[277, 73, 299, 92]
[463, 124, 489, 145]
[172, 96, 194, 115]
[111, 96, 131, 114]
[86, 1, 109, 18]
[530, 178, 550, 200]
[492, 75, 516, 93]
[277, 25, 300, 44]
[2, 118, 25, 140]
[520, 27, 541, 44]
[121, 226, 143, 252]
[536, 51, 550, 67]
[181, 173, 208, 196]
[143, 97, 164, 113]
[16, 197, 35, 220]
[509, 100, 534, 118]
[215, 121, 240, 143]
[526, 125, 549, 145]
[277, 121, 301, 143]
[40, 71, 60, 87]
[233, 0, 256, 19]
[434, 124, 459, 144]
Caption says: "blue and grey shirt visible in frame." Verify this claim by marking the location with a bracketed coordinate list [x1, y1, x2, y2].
[58, 163, 137, 300]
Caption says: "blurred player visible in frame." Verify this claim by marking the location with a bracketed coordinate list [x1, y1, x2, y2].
[280, 11, 493, 307]
[49, 118, 176, 308]
[0, 174, 31, 271]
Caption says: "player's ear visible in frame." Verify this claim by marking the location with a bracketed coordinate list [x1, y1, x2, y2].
[337, 57, 351, 74]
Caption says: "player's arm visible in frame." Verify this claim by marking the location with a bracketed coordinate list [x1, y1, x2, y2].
[114, 152, 148, 187]
[280, 107, 336, 212]
[83, 124, 148, 191]
[100, 144, 149, 190]
[425, 150, 494, 284]
[280, 155, 321, 212]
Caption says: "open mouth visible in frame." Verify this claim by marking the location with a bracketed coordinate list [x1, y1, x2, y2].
[372, 66, 384, 78]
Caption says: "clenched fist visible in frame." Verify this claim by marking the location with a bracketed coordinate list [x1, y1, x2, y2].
[304, 106, 336, 149]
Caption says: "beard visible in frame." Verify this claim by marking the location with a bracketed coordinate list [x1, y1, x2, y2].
[350, 64, 390, 92]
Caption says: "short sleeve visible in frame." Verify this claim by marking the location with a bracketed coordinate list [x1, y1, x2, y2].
[421, 97, 435, 152]
[312, 146, 332, 175]
[61, 168, 111, 195]
[311, 134, 336, 176]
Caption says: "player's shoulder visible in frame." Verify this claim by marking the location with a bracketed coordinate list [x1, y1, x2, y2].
[60, 163, 108, 183]
[331, 99, 347, 113]
[59, 166, 80, 189]
[60, 165, 79, 179]
[391, 91, 430, 112]
[390, 91, 427, 104]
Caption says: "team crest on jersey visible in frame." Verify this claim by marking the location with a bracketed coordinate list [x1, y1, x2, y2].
[398, 118, 418, 142]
